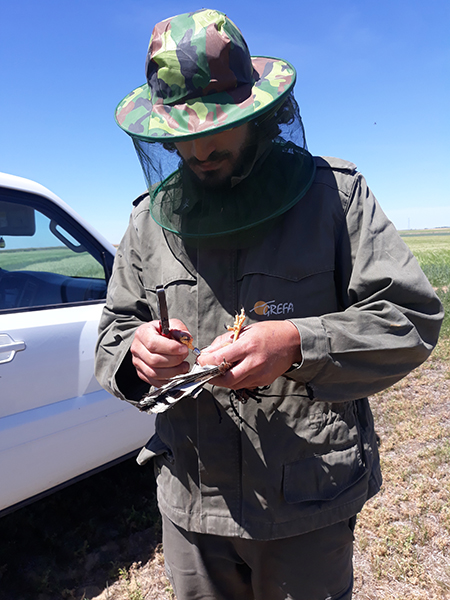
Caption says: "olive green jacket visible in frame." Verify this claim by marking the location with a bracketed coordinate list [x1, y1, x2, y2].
[95, 156, 443, 539]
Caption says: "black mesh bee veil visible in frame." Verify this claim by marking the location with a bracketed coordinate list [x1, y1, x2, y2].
[132, 93, 316, 244]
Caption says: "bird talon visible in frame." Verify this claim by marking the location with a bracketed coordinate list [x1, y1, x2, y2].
[227, 308, 246, 342]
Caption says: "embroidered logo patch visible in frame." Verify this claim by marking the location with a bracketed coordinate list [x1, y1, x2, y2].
[250, 300, 295, 317]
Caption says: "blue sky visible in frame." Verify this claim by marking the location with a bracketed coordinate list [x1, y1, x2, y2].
[2, 0, 449, 243]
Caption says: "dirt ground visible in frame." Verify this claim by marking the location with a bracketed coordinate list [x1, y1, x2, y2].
[0, 356, 449, 600]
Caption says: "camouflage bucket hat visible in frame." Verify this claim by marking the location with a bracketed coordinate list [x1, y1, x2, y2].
[115, 9, 296, 141]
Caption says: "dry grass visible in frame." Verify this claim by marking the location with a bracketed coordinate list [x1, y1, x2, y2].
[353, 351, 450, 599]
[89, 545, 174, 600]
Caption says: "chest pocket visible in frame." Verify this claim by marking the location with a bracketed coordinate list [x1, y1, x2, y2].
[237, 211, 339, 320]
[238, 269, 338, 320]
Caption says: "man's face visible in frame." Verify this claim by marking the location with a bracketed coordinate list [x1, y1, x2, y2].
[174, 124, 252, 188]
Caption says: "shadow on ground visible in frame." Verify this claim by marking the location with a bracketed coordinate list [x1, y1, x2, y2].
[0, 457, 161, 600]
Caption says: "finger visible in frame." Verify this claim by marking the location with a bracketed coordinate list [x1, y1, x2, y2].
[202, 348, 280, 390]
[209, 365, 255, 390]
[164, 318, 190, 336]
[135, 321, 190, 358]
[132, 335, 188, 368]
[197, 336, 244, 367]
[133, 356, 191, 386]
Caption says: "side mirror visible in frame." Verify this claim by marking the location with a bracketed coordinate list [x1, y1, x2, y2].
[0, 201, 36, 236]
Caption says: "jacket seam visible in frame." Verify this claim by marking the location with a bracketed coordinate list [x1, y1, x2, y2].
[237, 266, 334, 282]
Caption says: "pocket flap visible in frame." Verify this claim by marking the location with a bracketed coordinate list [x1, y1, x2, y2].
[136, 432, 173, 466]
[283, 445, 367, 503]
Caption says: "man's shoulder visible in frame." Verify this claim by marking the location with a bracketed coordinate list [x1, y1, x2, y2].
[129, 191, 160, 235]
[312, 156, 360, 199]
[314, 156, 357, 173]
[130, 191, 153, 223]
[132, 190, 150, 209]
[304, 156, 362, 214]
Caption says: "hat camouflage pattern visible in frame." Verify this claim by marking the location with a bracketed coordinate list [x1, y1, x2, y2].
[115, 9, 296, 141]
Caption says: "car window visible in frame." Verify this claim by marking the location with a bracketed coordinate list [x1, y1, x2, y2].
[0, 192, 110, 311]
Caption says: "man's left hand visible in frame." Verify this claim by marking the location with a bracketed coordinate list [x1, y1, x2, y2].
[197, 320, 302, 390]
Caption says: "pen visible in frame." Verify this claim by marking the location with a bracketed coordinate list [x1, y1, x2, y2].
[156, 285, 201, 356]
[156, 285, 170, 336]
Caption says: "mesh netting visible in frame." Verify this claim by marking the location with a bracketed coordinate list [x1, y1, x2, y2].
[132, 93, 316, 244]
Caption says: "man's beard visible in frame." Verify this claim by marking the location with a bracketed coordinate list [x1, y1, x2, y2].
[180, 132, 257, 190]
[184, 151, 235, 189]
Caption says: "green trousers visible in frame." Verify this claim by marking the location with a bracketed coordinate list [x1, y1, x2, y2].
[162, 513, 355, 600]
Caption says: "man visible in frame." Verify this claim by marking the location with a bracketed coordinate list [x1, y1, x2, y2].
[95, 9, 443, 600]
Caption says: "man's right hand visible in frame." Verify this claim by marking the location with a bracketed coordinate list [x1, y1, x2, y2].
[130, 319, 191, 387]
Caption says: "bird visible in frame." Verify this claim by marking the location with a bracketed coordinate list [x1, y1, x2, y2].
[137, 360, 232, 413]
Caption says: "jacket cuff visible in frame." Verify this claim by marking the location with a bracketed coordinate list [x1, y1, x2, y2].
[286, 316, 330, 382]
[112, 337, 150, 403]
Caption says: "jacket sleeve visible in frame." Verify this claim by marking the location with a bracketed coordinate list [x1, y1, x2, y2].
[287, 173, 444, 402]
[95, 211, 152, 402]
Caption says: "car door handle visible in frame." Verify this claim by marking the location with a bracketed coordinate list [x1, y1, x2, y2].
[0, 333, 26, 364]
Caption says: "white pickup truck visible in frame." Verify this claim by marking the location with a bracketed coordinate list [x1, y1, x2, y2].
[0, 172, 154, 516]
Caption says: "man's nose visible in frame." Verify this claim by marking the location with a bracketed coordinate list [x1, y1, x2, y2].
[191, 136, 217, 162]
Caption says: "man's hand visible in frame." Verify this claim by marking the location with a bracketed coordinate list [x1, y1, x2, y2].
[131, 319, 190, 387]
[197, 320, 302, 390]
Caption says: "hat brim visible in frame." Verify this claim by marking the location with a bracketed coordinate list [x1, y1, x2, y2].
[115, 57, 296, 142]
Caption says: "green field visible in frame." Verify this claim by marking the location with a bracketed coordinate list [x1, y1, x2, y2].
[0, 247, 105, 279]
[400, 227, 450, 288]
[400, 228, 450, 348]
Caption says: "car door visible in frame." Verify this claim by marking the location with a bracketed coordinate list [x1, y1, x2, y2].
[0, 183, 154, 514]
